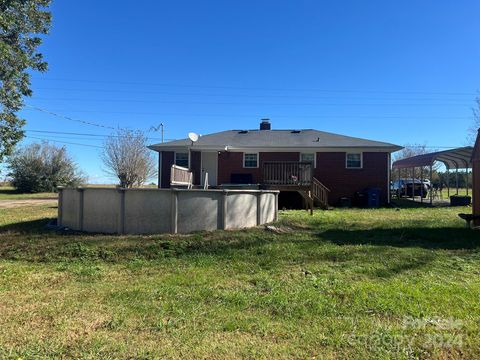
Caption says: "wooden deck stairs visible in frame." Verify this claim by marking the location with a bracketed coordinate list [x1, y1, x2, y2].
[298, 178, 330, 214]
[263, 162, 330, 215]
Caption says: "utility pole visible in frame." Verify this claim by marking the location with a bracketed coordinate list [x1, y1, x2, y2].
[150, 123, 165, 143]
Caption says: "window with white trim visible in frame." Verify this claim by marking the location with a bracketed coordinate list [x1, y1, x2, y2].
[300, 153, 315, 167]
[346, 153, 362, 168]
[243, 153, 258, 168]
[175, 152, 189, 168]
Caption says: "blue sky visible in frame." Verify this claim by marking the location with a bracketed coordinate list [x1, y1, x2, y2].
[16, 0, 480, 183]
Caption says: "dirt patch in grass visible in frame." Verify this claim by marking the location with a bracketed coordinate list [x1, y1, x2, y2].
[0, 199, 57, 209]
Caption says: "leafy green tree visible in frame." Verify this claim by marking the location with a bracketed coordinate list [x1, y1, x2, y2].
[0, 0, 52, 161]
[8, 142, 86, 193]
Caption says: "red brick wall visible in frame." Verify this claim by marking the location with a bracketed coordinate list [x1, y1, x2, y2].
[218, 151, 389, 204]
[315, 152, 389, 204]
[161, 150, 390, 204]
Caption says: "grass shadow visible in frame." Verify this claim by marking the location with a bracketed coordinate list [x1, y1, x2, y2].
[0, 218, 54, 234]
[0, 188, 20, 195]
[319, 227, 480, 250]
[391, 199, 455, 209]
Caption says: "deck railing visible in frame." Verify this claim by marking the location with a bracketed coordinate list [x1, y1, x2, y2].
[263, 161, 313, 186]
[171, 165, 193, 188]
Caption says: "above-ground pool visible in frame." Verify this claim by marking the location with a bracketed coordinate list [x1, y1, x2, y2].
[58, 187, 279, 234]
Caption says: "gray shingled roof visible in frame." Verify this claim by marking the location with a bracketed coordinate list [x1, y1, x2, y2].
[148, 129, 402, 152]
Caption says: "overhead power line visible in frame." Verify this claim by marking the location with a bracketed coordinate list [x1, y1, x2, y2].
[34, 86, 477, 101]
[25, 129, 175, 141]
[32, 77, 479, 96]
[29, 97, 474, 107]
[22, 107, 471, 120]
[25, 136, 105, 149]
[25, 105, 116, 130]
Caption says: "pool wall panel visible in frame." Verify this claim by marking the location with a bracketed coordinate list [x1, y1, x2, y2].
[58, 188, 278, 234]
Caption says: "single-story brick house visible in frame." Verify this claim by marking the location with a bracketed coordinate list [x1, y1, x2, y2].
[148, 120, 402, 206]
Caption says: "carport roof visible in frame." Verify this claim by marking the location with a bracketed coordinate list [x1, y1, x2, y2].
[392, 147, 474, 170]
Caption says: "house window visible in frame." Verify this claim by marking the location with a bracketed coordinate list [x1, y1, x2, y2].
[300, 153, 315, 167]
[175, 152, 189, 168]
[346, 153, 362, 168]
[243, 153, 258, 168]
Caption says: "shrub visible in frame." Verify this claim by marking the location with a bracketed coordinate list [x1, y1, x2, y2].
[8, 142, 86, 193]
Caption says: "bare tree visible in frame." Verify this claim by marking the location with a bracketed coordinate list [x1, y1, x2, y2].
[101, 129, 156, 188]
[467, 97, 480, 145]
[393, 143, 439, 181]
[393, 143, 431, 163]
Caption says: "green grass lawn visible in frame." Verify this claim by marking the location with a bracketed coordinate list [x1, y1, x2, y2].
[397, 188, 471, 200]
[0, 186, 57, 200]
[0, 203, 479, 359]
[439, 188, 472, 197]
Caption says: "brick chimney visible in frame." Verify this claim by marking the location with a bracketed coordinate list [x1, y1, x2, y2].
[260, 119, 271, 130]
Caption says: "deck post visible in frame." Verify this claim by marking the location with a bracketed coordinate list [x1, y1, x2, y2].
[411, 167, 415, 200]
[456, 167, 459, 195]
[420, 166, 423, 203]
[430, 163, 433, 205]
[465, 166, 468, 196]
[447, 167, 450, 198]
[398, 167, 401, 198]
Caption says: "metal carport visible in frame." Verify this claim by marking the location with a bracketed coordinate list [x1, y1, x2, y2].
[392, 147, 473, 205]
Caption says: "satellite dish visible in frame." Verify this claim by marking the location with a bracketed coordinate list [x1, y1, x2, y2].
[188, 132, 199, 142]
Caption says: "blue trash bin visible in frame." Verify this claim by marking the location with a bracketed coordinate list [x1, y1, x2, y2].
[366, 188, 381, 208]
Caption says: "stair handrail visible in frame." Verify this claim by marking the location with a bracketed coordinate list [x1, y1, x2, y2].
[312, 177, 330, 207]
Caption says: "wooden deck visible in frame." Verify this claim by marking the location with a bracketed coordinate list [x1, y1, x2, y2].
[263, 161, 330, 212]
[263, 161, 313, 186]
[170, 161, 331, 213]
